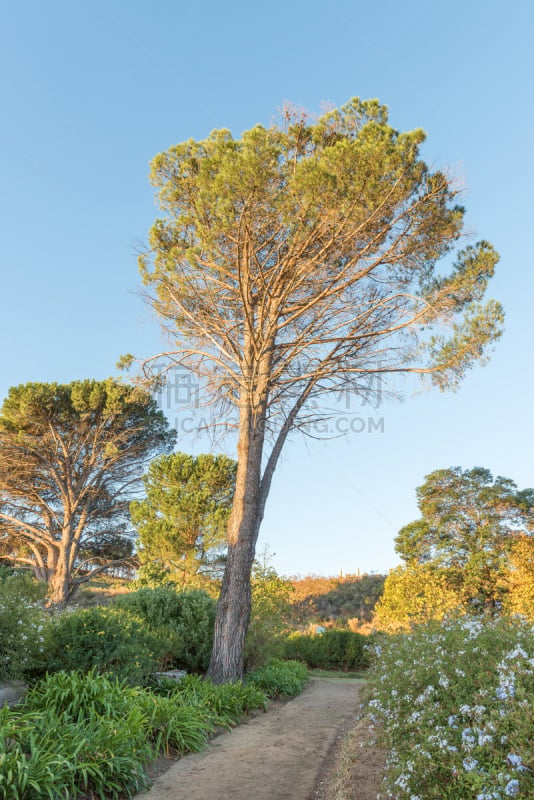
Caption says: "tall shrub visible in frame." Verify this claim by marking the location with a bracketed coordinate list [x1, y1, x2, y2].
[115, 587, 216, 672]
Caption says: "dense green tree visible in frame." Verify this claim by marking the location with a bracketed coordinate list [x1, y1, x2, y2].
[0, 380, 175, 604]
[130, 452, 236, 588]
[373, 564, 466, 632]
[505, 534, 534, 619]
[395, 467, 534, 608]
[135, 98, 502, 680]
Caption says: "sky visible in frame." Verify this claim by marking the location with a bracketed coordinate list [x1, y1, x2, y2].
[1, 0, 533, 578]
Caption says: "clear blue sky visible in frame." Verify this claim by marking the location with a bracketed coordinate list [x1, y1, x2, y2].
[1, 0, 533, 577]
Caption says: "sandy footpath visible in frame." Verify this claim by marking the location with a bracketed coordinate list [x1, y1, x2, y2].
[137, 678, 362, 800]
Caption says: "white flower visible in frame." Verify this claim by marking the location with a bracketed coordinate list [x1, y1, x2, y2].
[463, 757, 478, 772]
[461, 729, 476, 750]
[394, 774, 410, 790]
[505, 647, 528, 661]
[504, 779, 520, 796]
[496, 682, 515, 700]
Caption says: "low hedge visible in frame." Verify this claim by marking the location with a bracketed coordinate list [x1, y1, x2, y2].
[281, 629, 367, 670]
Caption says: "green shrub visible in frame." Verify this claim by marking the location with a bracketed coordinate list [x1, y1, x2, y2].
[182, 675, 268, 720]
[200, 680, 269, 720]
[0, 668, 269, 798]
[0, 657, 309, 799]
[246, 659, 309, 698]
[0, 710, 78, 800]
[114, 587, 216, 672]
[9, 669, 212, 796]
[39, 606, 168, 683]
[0, 573, 48, 681]
[281, 629, 367, 671]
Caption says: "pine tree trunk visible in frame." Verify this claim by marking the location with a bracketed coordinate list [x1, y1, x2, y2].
[205, 535, 258, 682]
[206, 411, 265, 683]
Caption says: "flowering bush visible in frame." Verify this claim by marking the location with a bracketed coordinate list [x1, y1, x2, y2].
[0, 572, 47, 681]
[366, 616, 534, 799]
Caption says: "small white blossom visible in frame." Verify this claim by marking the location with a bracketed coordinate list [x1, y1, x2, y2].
[504, 779, 520, 797]
[463, 757, 479, 772]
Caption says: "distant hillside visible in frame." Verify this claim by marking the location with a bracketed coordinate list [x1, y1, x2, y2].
[287, 573, 386, 629]
[70, 571, 386, 631]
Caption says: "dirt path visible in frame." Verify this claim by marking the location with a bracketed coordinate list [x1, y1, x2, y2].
[137, 678, 363, 800]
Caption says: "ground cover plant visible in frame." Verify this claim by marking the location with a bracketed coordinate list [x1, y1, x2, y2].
[366, 616, 534, 799]
[0, 661, 308, 799]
